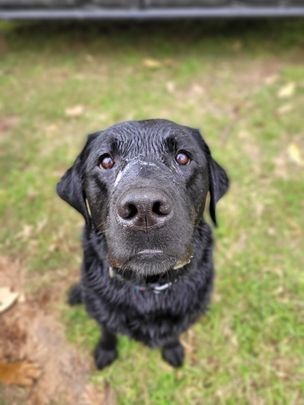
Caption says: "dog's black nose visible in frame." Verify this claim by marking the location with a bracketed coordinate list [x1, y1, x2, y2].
[116, 189, 173, 229]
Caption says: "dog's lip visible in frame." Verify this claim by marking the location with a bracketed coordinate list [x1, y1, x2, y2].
[137, 249, 163, 256]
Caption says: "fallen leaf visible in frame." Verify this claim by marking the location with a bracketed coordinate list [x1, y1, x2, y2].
[82, 384, 107, 405]
[16, 224, 33, 240]
[142, 58, 162, 69]
[0, 287, 19, 313]
[47, 244, 58, 253]
[287, 143, 303, 166]
[45, 123, 58, 133]
[191, 83, 204, 95]
[1, 361, 41, 386]
[36, 218, 48, 232]
[277, 104, 293, 115]
[165, 81, 176, 94]
[232, 40, 242, 51]
[267, 227, 276, 236]
[85, 53, 95, 63]
[264, 74, 278, 85]
[18, 293, 26, 303]
[0, 116, 19, 133]
[65, 105, 85, 117]
[277, 82, 296, 99]
[238, 129, 251, 140]
[102, 382, 117, 405]
[163, 58, 176, 67]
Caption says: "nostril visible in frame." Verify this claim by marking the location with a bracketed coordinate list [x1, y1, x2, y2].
[152, 200, 171, 217]
[119, 203, 138, 220]
[126, 203, 138, 219]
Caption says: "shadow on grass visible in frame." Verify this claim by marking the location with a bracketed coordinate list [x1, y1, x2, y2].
[1, 18, 303, 54]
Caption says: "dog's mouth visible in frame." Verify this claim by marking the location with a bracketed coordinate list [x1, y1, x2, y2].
[108, 247, 193, 277]
[109, 251, 175, 276]
[109, 257, 192, 285]
[137, 249, 164, 257]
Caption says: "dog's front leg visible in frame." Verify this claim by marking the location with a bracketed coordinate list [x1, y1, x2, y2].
[67, 283, 83, 305]
[161, 337, 184, 368]
[94, 327, 118, 370]
[67, 243, 95, 306]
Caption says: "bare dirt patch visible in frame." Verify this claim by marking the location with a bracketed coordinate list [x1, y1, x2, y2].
[0, 256, 115, 405]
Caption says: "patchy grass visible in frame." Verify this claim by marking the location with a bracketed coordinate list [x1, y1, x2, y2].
[0, 19, 303, 404]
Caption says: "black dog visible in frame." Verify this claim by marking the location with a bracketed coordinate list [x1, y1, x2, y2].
[57, 119, 229, 368]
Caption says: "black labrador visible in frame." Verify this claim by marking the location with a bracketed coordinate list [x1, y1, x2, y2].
[57, 119, 229, 368]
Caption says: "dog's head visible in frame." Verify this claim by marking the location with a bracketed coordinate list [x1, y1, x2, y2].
[57, 119, 228, 276]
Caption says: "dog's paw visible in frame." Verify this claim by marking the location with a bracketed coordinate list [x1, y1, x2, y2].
[161, 342, 184, 368]
[94, 346, 117, 370]
[68, 283, 83, 306]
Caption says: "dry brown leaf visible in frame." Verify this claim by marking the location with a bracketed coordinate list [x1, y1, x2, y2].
[65, 105, 85, 118]
[16, 224, 33, 240]
[82, 384, 107, 405]
[264, 74, 278, 85]
[165, 81, 176, 94]
[287, 143, 303, 166]
[36, 218, 48, 232]
[277, 82, 296, 99]
[142, 58, 163, 69]
[47, 244, 58, 253]
[85, 54, 95, 63]
[163, 58, 176, 67]
[232, 40, 242, 51]
[0, 361, 41, 386]
[0, 287, 19, 313]
[45, 123, 58, 133]
[102, 382, 117, 405]
[0, 116, 19, 133]
[277, 104, 293, 115]
[191, 83, 204, 95]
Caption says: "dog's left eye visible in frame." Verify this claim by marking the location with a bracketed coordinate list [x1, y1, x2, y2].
[99, 154, 115, 170]
[175, 151, 191, 166]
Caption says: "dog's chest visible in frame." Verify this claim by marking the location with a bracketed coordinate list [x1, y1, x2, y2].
[83, 269, 212, 346]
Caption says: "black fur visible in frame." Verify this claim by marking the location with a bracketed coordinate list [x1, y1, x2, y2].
[57, 119, 229, 368]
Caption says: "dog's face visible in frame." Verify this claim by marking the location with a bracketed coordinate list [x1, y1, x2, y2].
[57, 119, 228, 275]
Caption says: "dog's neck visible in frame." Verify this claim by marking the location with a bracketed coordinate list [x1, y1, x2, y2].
[108, 265, 190, 294]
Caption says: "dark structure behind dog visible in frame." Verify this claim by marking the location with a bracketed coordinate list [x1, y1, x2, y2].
[57, 119, 229, 368]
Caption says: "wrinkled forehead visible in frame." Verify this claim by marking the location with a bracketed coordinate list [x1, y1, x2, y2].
[97, 120, 196, 159]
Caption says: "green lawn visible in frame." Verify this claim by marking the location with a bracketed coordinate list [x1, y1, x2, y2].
[0, 19, 303, 404]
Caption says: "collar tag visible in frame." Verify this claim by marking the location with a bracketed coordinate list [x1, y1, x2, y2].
[152, 282, 172, 293]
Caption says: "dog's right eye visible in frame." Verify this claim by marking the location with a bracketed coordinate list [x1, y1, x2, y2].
[99, 154, 115, 170]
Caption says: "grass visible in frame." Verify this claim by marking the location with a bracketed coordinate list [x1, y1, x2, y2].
[0, 19, 303, 404]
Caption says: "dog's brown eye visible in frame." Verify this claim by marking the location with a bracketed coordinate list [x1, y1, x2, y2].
[99, 154, 115, 170]
[175, 151, 191, 166]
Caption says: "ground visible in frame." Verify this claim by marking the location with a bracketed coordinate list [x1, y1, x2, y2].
[0, 19, 303, 405]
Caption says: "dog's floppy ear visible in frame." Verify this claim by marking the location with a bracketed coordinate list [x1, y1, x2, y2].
[56, 132, 99, 225]
[192, 129, 229, 226]
[206, 145, 229, 226]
